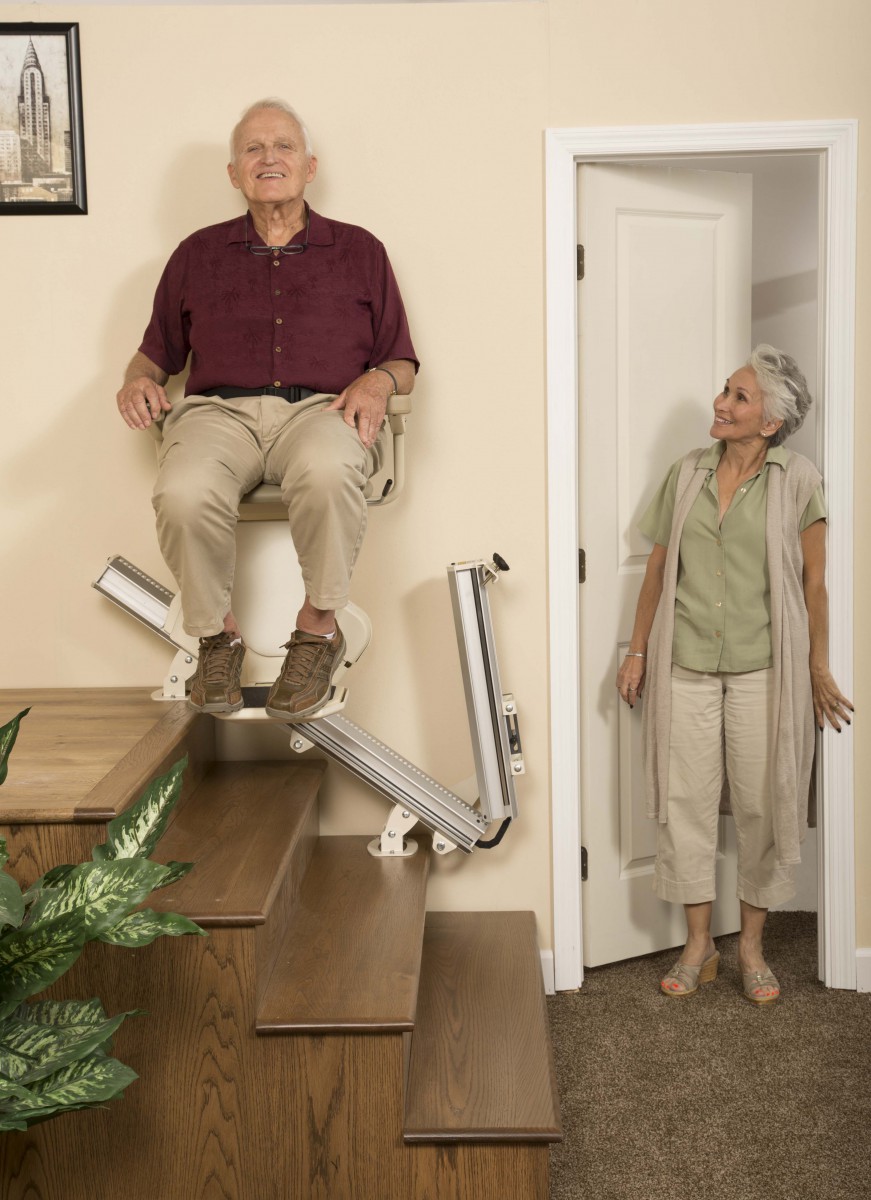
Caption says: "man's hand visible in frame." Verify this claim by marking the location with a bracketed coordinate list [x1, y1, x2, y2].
[116, 352, 171, 430]
[327, 372, 390, 449]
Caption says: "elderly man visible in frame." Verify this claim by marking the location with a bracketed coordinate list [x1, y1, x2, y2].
[116, 99, 418, 718]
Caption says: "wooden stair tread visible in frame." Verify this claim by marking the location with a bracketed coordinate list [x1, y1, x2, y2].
[403, 911, 562, 1143]
[0, 689, 189, 822]
[257, 835, 429, 1033]
[150, 760, 324, 925]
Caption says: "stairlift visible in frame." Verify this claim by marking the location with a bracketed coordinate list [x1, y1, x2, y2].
[93, 396, 523, 858]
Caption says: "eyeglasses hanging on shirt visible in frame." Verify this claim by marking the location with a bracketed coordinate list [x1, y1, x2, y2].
[244, 210, 309, 256]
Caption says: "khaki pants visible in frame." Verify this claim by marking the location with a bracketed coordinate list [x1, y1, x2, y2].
[152, 392, 385, 636]
[653, 665, 796, 909]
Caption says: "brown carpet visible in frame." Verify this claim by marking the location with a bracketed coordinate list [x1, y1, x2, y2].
[547, 913, 871, 1200]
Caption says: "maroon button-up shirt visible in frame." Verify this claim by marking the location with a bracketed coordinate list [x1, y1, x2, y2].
[139, 208, 419, 397]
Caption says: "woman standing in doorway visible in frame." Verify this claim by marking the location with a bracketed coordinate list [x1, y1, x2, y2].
[616, 346, 852, 1003]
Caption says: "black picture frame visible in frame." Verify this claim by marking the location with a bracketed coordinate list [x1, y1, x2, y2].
[0, 22, 87, 215]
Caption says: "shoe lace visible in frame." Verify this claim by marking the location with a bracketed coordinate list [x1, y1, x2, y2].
[199, 635, 238, 683]
[280, 637, 327, 687]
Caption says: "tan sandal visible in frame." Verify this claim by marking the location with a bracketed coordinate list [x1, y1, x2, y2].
[741, 965, 780, 1005]
[660, 950, 720, 997]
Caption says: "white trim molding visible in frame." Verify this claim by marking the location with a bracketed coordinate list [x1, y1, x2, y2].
[546, 120, 857, 992]
[540, 949, 555, 996]
[856, 950, 871, 994]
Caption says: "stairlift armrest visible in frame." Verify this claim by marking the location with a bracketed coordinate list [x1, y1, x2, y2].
[368, 395, 412, 508]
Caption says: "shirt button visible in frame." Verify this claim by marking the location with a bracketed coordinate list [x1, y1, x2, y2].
[275, 346, 282, 353]
[740, 487, 747, 493]
[273, 380, 281, 387]
[715, 631, 722, 638]
[716, 569, 722, 577]
[716, 538, 722, 546]
[275, 317, 283, 325]
[715, 601, 722, 607]
[274, 289, 281, 295]
[272, 260, 280, 268]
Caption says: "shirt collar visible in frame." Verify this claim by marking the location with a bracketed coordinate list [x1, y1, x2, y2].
[697, 442, 789, 473]
[225, 204, 335, 248]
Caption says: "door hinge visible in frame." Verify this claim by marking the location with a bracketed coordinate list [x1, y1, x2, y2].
[576, 244, 585, 281]
[581, 845, 588, 882]
[578, 548, 586, 583]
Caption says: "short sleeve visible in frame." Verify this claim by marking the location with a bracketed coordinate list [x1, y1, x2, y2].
[366, 240, 419, 371]
[800, 484, 827, 532]
[638, 460, 682, 547]
[138, 241, 193, 377]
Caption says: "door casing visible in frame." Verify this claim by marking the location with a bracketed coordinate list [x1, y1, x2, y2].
[545, 120, 857, 991]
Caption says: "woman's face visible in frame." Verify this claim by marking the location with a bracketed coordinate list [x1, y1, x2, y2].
[710, 367, 783, 445]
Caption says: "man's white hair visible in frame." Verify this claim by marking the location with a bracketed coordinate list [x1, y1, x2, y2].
[229, 98, 313, 162]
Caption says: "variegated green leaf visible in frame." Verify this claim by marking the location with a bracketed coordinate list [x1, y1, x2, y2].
[0, 871, 24, 932]
[0, 916, 85, 1015]
[0, 1009, 132, 1084]
[29, 1052, 138, 1101]
[0, 1053, 138, 1127]
[25, 859, 169, 935]
[0, 708, 30, 787]
[0, 1077, 33, 1102]
[0, 1113, 29, 1131]
[99, 909, 206, 948]
[22, 864, 77, 905]
[19, 998, 107, 1026]
[152, 860, 194, 890]
[92, 756, 187, 862]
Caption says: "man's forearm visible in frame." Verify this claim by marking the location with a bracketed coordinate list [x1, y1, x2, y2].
[124, 351, 169, 388]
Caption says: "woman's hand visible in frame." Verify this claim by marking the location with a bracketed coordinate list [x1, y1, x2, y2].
[810, 664, 853, 732]
[616, 653, 646, 708]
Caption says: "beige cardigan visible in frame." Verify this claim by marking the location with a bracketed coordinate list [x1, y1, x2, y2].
[641, 447, 822, 867]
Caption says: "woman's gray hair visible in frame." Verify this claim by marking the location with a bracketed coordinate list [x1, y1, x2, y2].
[746, 344, 813, 447]
[229, 98, 313, 162]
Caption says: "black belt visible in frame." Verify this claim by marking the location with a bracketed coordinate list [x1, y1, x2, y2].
[204, 385, 316, 403]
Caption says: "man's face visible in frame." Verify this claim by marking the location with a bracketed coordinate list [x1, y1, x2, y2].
[227, 109, 317, 206]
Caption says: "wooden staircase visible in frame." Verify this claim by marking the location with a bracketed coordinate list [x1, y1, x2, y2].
[0, 690, 561, 1200]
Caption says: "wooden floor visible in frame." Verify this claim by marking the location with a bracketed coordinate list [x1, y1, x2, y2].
[0, 688, 197, 822]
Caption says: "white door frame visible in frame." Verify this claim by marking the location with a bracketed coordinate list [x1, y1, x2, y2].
[546, 120, 857, 992]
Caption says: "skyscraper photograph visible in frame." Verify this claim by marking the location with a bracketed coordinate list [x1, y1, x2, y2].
[0, 24, 85, 211]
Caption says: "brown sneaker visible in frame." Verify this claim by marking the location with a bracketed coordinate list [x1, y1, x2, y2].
[265, 624, 346, 721]
[188, 632, 245, 713]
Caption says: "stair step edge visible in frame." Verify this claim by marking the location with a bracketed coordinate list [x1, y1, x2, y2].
[256, 835, 429, 1033]
[150, 760, 324, 926]
[403, 911, 563, 1145]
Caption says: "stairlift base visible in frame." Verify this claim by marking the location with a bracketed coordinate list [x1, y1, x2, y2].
[96, 552, 522, 859]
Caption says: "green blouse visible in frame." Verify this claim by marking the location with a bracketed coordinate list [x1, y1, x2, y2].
[639, 444, 827, 673]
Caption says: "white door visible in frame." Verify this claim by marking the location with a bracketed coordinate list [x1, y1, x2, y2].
[577, 164, 752, 967]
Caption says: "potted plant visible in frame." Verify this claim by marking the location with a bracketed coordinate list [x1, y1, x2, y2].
[0, 708, 205, 1131]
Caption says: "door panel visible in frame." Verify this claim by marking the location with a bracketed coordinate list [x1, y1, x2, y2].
[578, 164, 752, 967]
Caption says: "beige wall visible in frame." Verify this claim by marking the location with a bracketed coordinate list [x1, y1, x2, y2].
[1, 0, 867, 952]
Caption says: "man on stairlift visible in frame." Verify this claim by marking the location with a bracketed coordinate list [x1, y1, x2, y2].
[114, 99, 418, 719]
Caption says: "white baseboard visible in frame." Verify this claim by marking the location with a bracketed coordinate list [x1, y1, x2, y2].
[856, 949, 871, 993]
[540, 949, 555, 995]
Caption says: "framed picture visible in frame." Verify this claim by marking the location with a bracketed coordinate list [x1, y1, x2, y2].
[0, 22, 86, 215]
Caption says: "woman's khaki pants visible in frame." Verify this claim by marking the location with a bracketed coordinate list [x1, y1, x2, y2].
[152, 392, 385, 637]
[653, 665, 796, 909]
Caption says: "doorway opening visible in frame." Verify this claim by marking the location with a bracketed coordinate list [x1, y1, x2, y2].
[545, 122, 856, 992]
